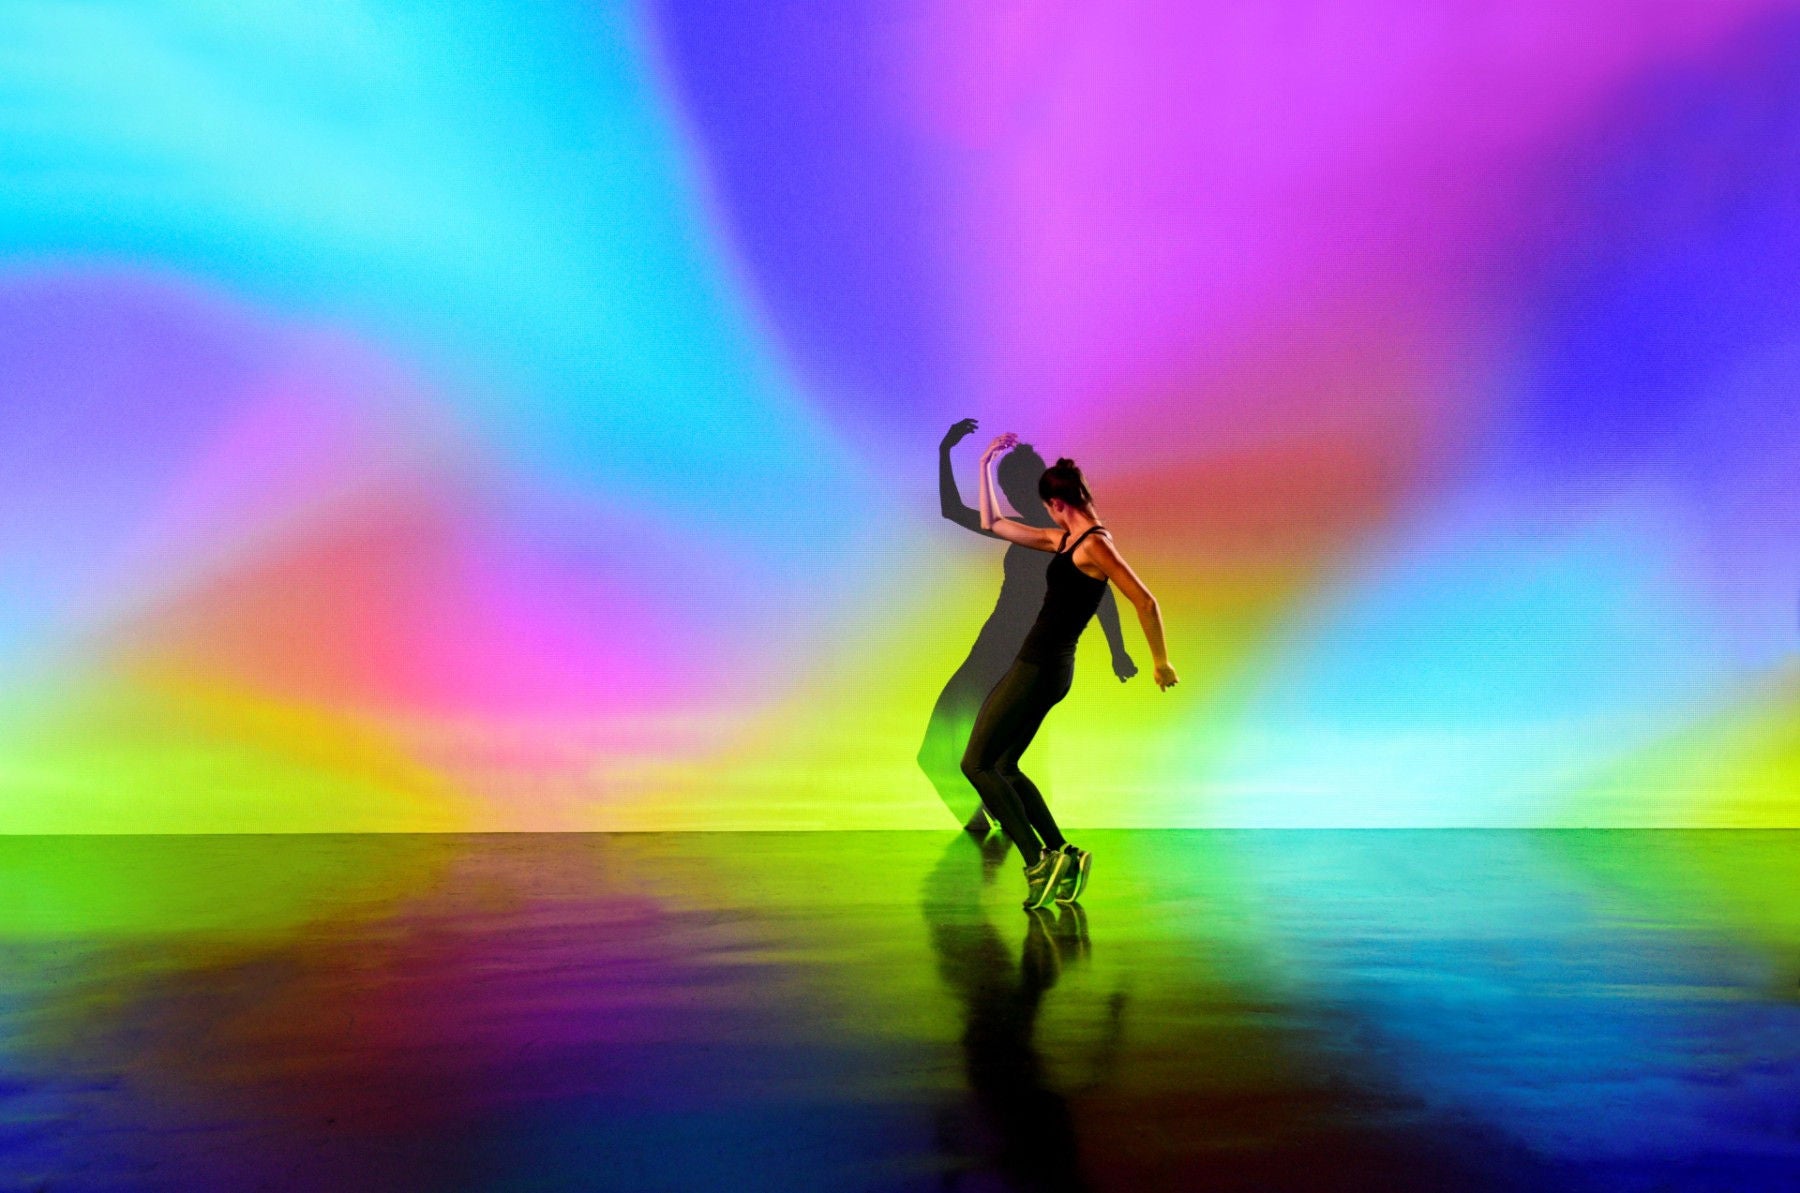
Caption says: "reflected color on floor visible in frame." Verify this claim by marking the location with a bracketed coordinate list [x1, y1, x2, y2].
[1, 831, 1796, 1191]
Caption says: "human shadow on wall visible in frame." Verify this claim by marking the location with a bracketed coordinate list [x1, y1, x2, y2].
[919, 419, 1137, 831]
[922, 835, 1118, 1192]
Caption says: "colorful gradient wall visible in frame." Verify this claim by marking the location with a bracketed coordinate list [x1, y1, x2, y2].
[0, 0, 1794, 831]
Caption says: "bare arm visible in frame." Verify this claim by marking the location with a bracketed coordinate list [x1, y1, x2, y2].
[977, 433, 1061, 551]
[1088, 536, 1177, 690]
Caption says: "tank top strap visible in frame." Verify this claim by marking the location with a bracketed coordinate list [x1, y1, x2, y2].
[1065, 525, 1108, 553]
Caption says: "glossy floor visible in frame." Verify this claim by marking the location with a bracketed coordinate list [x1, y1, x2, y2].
[1, 831, 1796, 1191]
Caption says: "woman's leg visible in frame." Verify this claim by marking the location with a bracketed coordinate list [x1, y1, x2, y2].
[995, 658, 1073, 850]
[1000, 761, 1065, 853]
[960, 661, 1059, 866]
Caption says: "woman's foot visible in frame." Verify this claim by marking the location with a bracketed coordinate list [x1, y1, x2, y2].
[1056, 843, 1092, 903]
[1022, 850, 1070, 911]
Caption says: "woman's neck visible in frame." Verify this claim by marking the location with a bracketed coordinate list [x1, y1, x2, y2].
[1060, 510, 1099, 535]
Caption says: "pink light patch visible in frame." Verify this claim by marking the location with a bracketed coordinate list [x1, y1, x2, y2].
[115, 481, 691, 721]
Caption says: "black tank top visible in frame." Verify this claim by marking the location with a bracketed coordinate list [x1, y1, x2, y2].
[1017, 526, 1110, 664]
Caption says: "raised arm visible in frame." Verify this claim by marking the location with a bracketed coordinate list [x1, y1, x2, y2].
[978, 433, 1061, 551]
[1088, 536, 1177, 690]
[938, 418, 994, 536]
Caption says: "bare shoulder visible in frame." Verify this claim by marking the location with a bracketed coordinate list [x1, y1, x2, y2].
[1074, 527, 1120, 578]
[1084, 530, 1157, 604]
[1087, 529, 1146, 573]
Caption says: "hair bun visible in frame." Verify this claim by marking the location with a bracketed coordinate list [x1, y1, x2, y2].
[1038, 455, 1094, 509]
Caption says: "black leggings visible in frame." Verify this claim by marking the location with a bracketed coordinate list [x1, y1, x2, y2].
[960, 657, 1073, 866]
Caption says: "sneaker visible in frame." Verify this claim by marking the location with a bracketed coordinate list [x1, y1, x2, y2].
[1022, 849, 1070, 911]
[1056, 844, 1092, 904]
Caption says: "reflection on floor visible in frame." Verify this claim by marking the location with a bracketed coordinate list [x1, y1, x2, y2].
[0, 831, 1796, 1191]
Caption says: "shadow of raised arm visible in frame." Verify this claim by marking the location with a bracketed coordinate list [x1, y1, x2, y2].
[941, 417, 999, 537]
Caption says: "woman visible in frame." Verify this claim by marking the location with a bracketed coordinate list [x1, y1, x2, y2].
[960, 431, 1177, 910]
[919, 418, 1138, 835]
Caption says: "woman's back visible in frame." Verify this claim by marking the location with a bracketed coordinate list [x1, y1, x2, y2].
[1017, 528, 1110, 665]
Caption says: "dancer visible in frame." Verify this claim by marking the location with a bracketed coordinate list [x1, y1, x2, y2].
[961, 432, 1177, 910]
[920, 418, 1137, 834]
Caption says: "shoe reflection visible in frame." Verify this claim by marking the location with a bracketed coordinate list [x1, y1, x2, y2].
[923, 837, 1096, 1192]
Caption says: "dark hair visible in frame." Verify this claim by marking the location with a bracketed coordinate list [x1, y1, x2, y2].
[1038, 457, 1093, 510]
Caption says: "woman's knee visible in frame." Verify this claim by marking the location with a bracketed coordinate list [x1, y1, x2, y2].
[959, 749, 988, 783]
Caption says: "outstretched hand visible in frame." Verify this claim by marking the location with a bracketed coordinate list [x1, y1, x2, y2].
[941, 417, 979, 450]
[1153, 663, 1179, 691]
[981, 431, 1019, 460]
